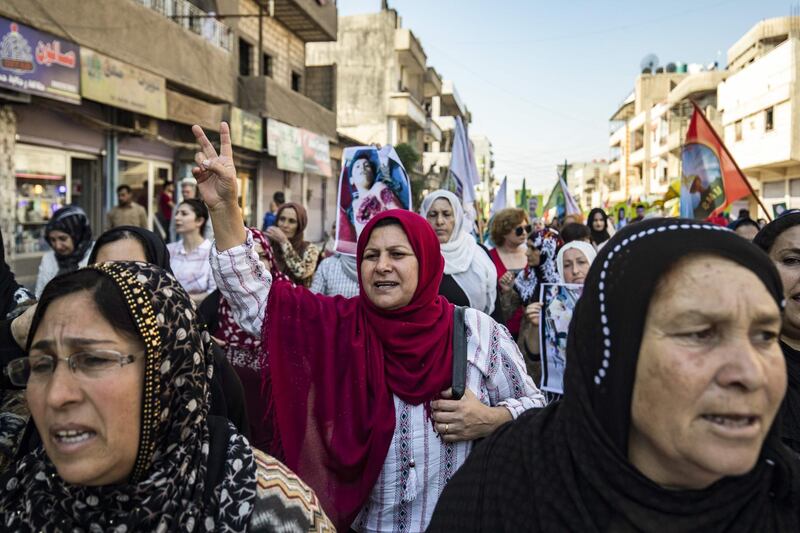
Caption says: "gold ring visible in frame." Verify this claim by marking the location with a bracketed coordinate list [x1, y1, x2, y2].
[444, 423, 449, 434]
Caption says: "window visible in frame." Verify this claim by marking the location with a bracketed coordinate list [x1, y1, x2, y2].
[291, 71, 302, 92]
[790, 178, 800, 197]
[262, 53, 273, 77]
[765, 107, 774, 131]
[239, 38, 253, 76]
[735, 120, 743, 141]
[763, 180, 786, 199]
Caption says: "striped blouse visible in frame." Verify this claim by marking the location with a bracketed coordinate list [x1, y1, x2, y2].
[210, 230, 546, 533]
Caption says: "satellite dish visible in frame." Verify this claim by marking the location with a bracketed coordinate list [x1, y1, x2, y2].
[640, 53, 659, 73]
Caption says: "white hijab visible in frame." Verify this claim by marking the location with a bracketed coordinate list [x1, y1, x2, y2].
[421, 190, 497, 314]
[556, 241, 597, 283]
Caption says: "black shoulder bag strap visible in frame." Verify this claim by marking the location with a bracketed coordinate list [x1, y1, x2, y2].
[451, 305, 468, 400]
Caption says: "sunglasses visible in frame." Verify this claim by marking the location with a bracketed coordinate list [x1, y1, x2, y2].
[515, 224, 533, 236]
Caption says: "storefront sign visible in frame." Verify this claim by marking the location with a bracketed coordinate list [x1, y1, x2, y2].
[0, 17, 80, 104]
[301, 129, 331, 178]
[80, 48, 166, 119]
[267, 118, 303, 173]
[230, 107, 263, 152]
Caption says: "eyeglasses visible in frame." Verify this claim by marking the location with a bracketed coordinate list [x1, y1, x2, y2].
[515, 224, 533, 236]
[4, 350, 140, 387]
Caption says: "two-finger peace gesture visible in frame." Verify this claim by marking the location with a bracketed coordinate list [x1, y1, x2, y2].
[191, 122, 238, 211]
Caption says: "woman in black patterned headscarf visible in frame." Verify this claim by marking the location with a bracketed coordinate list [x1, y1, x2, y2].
[0, 262, 332, 532]
[429, 218, 800, 532]
[35, 205, 94, 297]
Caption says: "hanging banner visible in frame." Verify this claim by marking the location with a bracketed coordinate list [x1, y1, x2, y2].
[80, 48, 166, 119]
[267, 118, 303, 172]
[230, 106, 263, 152]
[301, 129, 331, 177]
[0, 17, 80, 104]
[334, 145, 412, 255]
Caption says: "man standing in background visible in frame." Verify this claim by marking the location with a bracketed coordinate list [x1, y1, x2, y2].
[106, 184, 148, 229]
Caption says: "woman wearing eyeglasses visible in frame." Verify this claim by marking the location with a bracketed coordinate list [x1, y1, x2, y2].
[0, 262, 333, 532]
[489, 208, 531, 339]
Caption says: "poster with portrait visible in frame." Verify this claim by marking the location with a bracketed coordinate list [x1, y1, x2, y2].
[680, 143, 725, 219]
[539, 283, 583, 394]
[334, 145, 412, 255]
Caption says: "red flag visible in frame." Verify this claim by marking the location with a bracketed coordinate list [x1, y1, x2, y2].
[680, 103, 751, 219]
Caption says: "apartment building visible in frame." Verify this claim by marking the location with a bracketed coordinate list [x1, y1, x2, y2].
[606, 67, 725, 207]
[0, 0, 338, 285]
[306, 6, 480, 196]
[718, 17, 800, 217]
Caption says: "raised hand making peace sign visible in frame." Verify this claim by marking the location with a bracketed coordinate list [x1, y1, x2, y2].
[191, 122, 246, 250]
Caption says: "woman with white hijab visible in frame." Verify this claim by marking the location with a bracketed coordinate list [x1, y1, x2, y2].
[421, 190, 497, 314]
[556, 241, 597, 284]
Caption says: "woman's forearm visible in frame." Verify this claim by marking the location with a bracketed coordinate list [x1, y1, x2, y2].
[209, 202, 246, 252]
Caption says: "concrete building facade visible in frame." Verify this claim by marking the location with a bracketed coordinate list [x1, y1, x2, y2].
[306, 6, 481, 199]
[306, 9, 427, 172]
[0, 0, 338, 286]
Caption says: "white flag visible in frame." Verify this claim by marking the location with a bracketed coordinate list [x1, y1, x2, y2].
[491, 176, 507, 215]
[449, 116, 479, 203]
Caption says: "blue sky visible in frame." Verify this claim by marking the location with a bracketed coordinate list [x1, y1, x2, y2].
[338, 0, 793, 194]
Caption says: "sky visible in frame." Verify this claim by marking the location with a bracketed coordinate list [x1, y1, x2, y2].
[337, 0, 795, 195]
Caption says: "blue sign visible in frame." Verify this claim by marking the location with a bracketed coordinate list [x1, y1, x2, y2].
[0, 17, 80, 104]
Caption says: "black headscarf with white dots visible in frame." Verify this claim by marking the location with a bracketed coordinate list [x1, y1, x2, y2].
[429, 218, 800, 532]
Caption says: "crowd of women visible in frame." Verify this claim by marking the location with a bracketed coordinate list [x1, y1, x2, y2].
[0, 121, 799, 532]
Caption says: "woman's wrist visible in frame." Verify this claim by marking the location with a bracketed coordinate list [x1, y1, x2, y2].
[209, 201, 246, 251]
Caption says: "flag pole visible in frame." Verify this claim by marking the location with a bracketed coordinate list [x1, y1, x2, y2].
[690, 101, 772, 221]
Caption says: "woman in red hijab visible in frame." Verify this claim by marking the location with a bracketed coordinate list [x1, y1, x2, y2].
[192, 123, 544, 533]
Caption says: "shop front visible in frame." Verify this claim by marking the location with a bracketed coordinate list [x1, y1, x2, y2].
[230, 106, 264, 227]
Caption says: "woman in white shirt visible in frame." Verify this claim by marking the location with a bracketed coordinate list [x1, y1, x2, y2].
[192, 123, 544, 533]
[166, 198, 216, 305]
[35, 205, 94, 297]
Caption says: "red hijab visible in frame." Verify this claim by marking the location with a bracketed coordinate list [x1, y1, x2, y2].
[263, 210, 454, 530]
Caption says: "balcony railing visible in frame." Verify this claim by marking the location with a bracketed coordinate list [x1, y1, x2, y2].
[133, 0, 233, 51]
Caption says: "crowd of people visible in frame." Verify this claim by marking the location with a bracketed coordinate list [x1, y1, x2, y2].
[1, 121, 800, 532]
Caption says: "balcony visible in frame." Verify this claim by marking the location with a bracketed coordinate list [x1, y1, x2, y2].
[395, 29, 427, 73]
[239, 76, 336, 138]
[423, 151, 452, 174]
[0, 0, 237, 102]
[272, 0, 337, 42]
[608, 160, 621, 176]
[426, 116, 442, 142]
[630, 147, 646, 165]
[425, 67, 443, 99]
[133, 0, 233, 51]
[388, 92, 427, 130]
[441, 80, 467, 118]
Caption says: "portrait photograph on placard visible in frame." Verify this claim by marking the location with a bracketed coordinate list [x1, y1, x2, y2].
[334, 145, 412, 255]
[539, 283, 583, 394]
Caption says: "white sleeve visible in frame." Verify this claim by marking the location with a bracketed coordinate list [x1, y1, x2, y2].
[465, 308, 546, 418]
[35, 251, 58, 298]
[208, 229, 272, 337]
[309, 258, 329, 295]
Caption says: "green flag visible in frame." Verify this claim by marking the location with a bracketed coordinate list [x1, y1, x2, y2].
[516, 178, 528, 208]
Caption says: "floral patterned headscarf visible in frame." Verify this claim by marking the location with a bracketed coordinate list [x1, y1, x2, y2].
[514, 228, 563, 305]
[0, 262, 257, 532]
